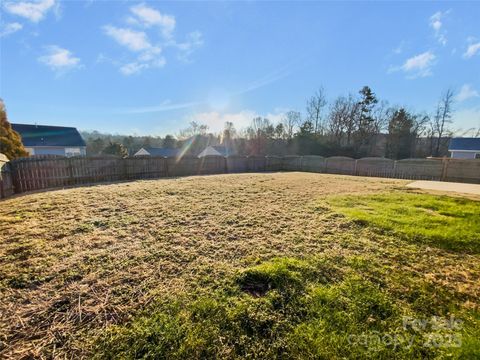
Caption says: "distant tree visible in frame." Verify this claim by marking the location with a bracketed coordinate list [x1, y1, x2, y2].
[274, 123, 285, 139]
[432, 88, 454, 156]
[246, 117, 275, 155]
[163, 134, 177, 148]
[306, 87, 327, 135]
[102, 141, 128, 157]
[0, 99, 28, 159]
[327, 95, 360, 146]
[222, 122, 236, 145]
[355, 86, 378, 155]
[123, 136, 134, 155]
[358, 86, 378, 121]
[142, 137, 152, 148]
[386, 108, 415, 159]
[282, 111, 301, 140]
[295, 120, 317, 154]
[87, 137, 106, 155]
[178, 121, 208, 140]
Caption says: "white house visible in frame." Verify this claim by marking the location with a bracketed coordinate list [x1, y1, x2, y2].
[448, 138, 480, 159]
[198, 145, 235, 157]
[134, 147, 180, 157]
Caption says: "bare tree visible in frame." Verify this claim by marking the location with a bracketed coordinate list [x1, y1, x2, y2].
[410, 112, 430, 157]
[281, 111, 301, 140]
[177, 121, 209, 140]
[432, 88, 455, 156]
[246, 117, 275, 155]
[326, 95, 360, 146]
[371, 100, 391, 134]
[344, 95, 361, 146]
[327, 96, 348, 144]
[221, 122, 236, 150]
[306, 87, 327, 135]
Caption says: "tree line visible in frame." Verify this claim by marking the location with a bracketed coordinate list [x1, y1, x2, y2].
[83, 86, 477, 159]
[2, 87, 478, 160]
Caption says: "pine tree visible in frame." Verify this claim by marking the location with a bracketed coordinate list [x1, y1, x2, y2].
[0, 99, 28, 159]
[386, 108, 415, 159]
[101, 141, 128, 157]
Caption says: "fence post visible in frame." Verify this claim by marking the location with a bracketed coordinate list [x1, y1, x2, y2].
[165, 157, 170, 177]
[67, 157, 74, 186]
[122, 157, 128, 181]
[440, 157, 449, 182]
[9, 160, 20, 194]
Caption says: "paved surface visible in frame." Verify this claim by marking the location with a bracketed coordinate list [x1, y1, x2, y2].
[406, 180, 480, 196]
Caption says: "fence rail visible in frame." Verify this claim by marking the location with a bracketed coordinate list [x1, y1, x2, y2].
[1, 154, 479, 198]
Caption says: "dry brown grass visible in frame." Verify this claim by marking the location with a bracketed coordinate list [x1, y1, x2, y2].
[0, 172, 478, 359]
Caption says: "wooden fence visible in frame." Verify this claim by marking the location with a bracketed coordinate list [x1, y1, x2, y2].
[0, 154, 14, 198]
[1, 154, 479, 199]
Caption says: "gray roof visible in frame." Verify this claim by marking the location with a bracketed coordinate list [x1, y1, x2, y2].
[449, 138, 480, 151]
[198, 145, 235, 157]
[11, 123, 86, 147]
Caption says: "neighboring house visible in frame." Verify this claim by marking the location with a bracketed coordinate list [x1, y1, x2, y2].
[134, 147, 180, 157]
[11, 123, 86, 157]
[198, 145, 235, 157]
[448, 138, 480, 159]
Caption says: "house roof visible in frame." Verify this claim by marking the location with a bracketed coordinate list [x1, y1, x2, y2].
[11, 124, 86, 147]
[448, 138, 480, 151]
[198, 145, 235, 157]
[139, 147, 180, 157]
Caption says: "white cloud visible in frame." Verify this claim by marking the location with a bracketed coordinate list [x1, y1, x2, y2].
[3, 0, 56, 23]
[121, 100, 202, 114]
[174, 31, 204, 61]
[456, 84, 479, 102]
[187, 110, 286, 133]
[119, 56, 166, 75]
[463, 42, 480, 59]
[453, 107, 480, 131]
[390, 51, 436, 78]
[103, 25, 152, 52]
[402, 52, 435, 71]
[120, 62, 149, 76]
[392, 41, 406, 55]
[129, 3, 175, 38]
[429, 11, 448, 46]
[38, 45, 81, 72]
[0, 22, 23, 37]
[103, 25, 166, 75]
[103, 4, 202, 75]
[429, 11, 443, 31]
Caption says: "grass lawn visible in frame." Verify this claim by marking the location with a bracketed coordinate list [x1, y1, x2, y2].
[328, 193, 480, 253]
[0, 173, 479, 359]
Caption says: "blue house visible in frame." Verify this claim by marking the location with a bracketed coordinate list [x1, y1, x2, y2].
[448, 138, 480, 159]
[12, 123, 86, 157]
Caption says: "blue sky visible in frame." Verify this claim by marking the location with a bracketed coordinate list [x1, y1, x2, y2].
[1, 0, 479, 136]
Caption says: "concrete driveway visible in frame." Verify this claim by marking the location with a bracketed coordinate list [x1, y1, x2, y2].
[406, 180, 480, 196]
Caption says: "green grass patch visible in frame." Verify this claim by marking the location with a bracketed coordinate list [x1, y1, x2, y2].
[93, 257, 476, 359]
[327, 193, 480, 253]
